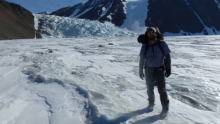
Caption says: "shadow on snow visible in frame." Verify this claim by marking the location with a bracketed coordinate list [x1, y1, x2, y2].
[91, 108, 161, 124]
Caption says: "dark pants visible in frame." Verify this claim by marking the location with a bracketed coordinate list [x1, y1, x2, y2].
[145, 67, 169, 109]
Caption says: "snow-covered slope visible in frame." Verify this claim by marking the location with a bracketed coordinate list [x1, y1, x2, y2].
[0, 36, 220, 124]
[120, 0, 148, 34]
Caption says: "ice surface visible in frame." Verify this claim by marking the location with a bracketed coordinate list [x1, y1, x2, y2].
[36, 14, 135, 38]
[0, 35, 220, 124]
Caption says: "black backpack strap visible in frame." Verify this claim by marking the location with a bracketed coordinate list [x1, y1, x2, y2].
[157, 40, 165, 56]
[145, 40, 164, 56]
[144, 41, 149, 56]
[157, 40, 167, 69]
[144, 40, 165, 56]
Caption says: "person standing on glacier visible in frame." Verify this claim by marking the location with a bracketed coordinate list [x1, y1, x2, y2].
[138, 27, 171, 118]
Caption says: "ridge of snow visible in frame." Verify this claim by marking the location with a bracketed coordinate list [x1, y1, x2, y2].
[98, 2, 113, 20]
[213, 0, 220, 10]
[74, 7, 93, 18]
[33, 14, 39, 30]
[69, 2, 87, 17]
[184, 0, 218, 35]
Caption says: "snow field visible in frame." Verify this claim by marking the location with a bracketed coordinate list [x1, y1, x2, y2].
[0, 36, 220, 124]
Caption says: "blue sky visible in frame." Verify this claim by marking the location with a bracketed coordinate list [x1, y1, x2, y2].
[5, 0, 88, 13]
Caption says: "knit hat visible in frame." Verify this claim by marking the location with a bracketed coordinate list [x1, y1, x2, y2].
[147, 27, 157, 33]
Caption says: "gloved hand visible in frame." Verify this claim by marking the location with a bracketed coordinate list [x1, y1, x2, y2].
[165, 68, 171, 77]
[139, 70, 145, 80]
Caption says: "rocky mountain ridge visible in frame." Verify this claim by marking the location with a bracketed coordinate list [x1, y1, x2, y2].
[0, 0, 41, 40]
[51, 0, 220, 35]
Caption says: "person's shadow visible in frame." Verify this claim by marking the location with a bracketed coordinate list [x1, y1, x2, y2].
[91, 108, 161, 124]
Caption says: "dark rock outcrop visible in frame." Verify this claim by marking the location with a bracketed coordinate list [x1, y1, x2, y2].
[0, 0, 41, 40]
[146, 0, 220, 35]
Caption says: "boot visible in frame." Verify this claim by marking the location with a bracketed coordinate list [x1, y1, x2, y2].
[159, 106, 169, 118]
[146, 103, 154, 112]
